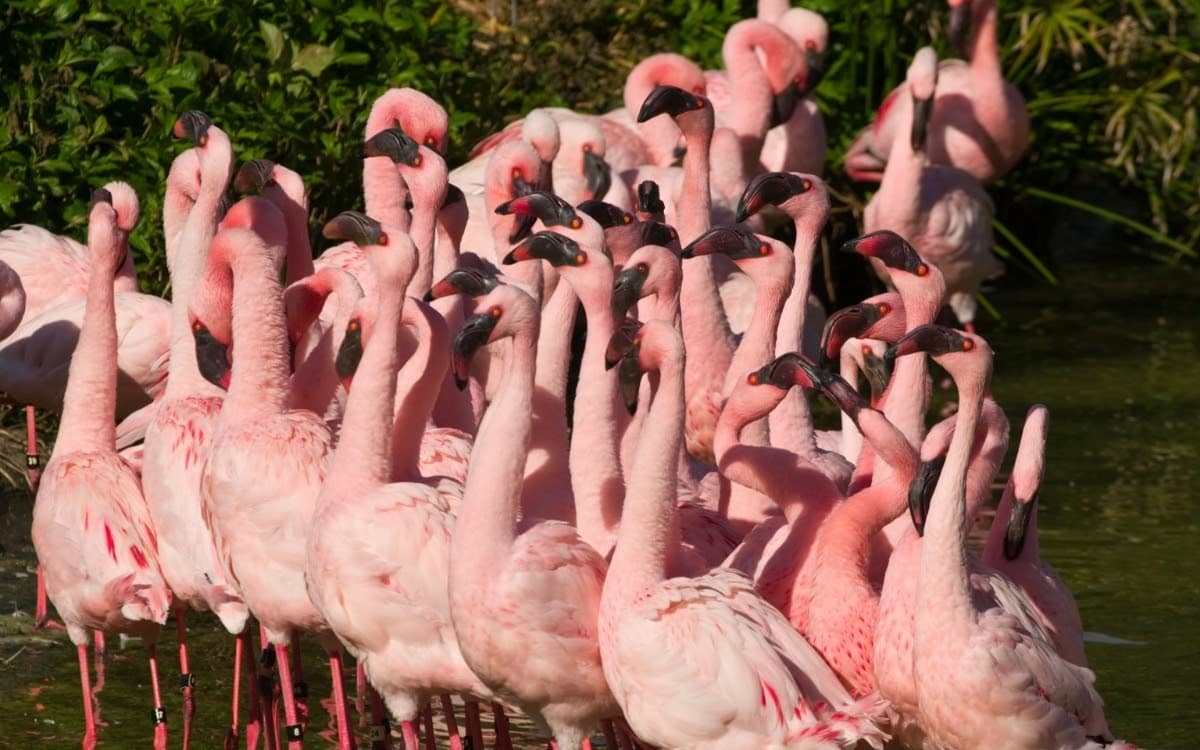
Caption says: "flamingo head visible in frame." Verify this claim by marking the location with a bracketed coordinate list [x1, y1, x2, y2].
[637, 85, 711, 128]
[603, 317, 646, 414]
[577, 200, 633, 231]
[496, 191, 581, 231]
[234, 159, 278, 193]
[640, 221, 680, 252]
[637, 180, 665, 216]
[450, 285, 538, 390]
[173, 110, 212, 147]
[424, 267, 500, 303]
[819, 298, 898, 367]
[842, 231, 931, 276]
[363, 128, 423, 168]
[908, 47, 939, 152]
[334, 314, 364, 391]
[907, 453, 947, 536]
[843, 338, 892, 405]
[735, 171, 814, 222]
[683, 227, 790, 281]
[191, 317, 231, 390]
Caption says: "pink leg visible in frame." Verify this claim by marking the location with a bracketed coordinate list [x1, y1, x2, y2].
[367, 684, 392, 750]
[463, 701, 483, 750]
[492, 703, 513, 750]
[176, 611, 195, 750]
[291, 643, 310, 730]
[274, 644, 303, 749]
[440, 694, 463, 750]
[327, 649, 356, 749]
[225, 630, 245, 750]
[77, 643, 97, 750]
[400, 719, 419, 750]
[421, 703, 436, 750]
[91, 631, 107, 728]
[356, 661, 367, 727]
[148, 641, 169, 750]
[259, 626, 280, 750]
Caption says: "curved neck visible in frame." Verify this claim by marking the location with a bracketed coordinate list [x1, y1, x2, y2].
[571, 285, 625, 555]
[521, 277, 576, 516]
[722, 25, 777, 155]
[771, 209, 823, 453]
[391, 305, 450, 481]
[288, 278, 359, 417]
[223, 246, 290, 421]
[605, 350, 684, 604]
[874, 97, 925, 232]
[723, 269, 788, 397]
[969, 0, 1001, 78]
[433, 200, 467, 283]
[271, 185, 313, 287]
[454, 328, 537, 575]
[920, 371, 986, 619]
[166, 159, 227, 399]
[56, 229, 118, 455]
[324, 281, 404, 502]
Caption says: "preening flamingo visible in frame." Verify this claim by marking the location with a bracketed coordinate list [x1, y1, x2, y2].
[600, 320, 887, 750]
[844, 0, 1030, 183]
[447, 283, 619, 750]
[760, 7, 829, 175]
[32, 186, 172, 750]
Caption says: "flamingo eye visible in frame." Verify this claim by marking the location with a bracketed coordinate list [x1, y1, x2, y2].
[582, 143, 591, 153]
[805, 40, 817, 50]
[801, 179, 812, 191]
[575, 253, 587, 265]
[348, 319, 360, 331]
[962, 339, 975, 351]
[378, 233, 389, 246]
[916, 263, 929, 276]
[192, 322, 203, 332]
[490, 306, 502, 318]
[411, 155, 423, 168]
[512, 168, 522, 180]
[198, 134, 208, 147]
[571, 218, 582, 229]
[424, 135, 437, 147]
[862, 345, 872, 356]
[747, 372, 759, 385]
[636, 263, 649, 275]
[878, 303, 891, 315]
[759, 244, 770, 256]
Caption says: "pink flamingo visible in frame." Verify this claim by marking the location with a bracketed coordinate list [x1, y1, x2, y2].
[600, 320, 887, 750]
[193, 201, 354, 750]
[232, 158, 315, 286]
[32, 186, 173, 750]
[983, 404, 1089, 667]
[833, 337, 892, 463]
[307, 212, 493, 750]
[760, 8, 829, 175]
[734, 172, 834, 458]
[872, 395, 1009, 745]
[636, 85, 738, 470]
[447, 283, 619, 750]
[844, 0, 1030, 184]
[363, 87, 449, 233]
[139, 111, 247, 750]
[0, 260, 24, 340]
[705, 18, 805, 169]
[894, 325, 1131, 749]
[450, 108, 560, 199]
[283, 266, 364, 419]
[862, 46, 1001, 331]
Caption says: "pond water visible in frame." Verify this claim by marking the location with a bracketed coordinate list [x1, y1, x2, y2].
[0, 257, 1195, 748]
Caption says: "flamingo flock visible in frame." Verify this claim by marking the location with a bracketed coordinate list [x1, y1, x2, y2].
[3, 2, 1141, 749]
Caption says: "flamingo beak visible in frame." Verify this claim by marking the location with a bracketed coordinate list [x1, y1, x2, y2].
[908, 454, 946, 536]
[425, 268, 499, 302]
[911, 94, 933, 153]
[583, 150, 612, 200]
[861, 349, 892, 403]
[192, 322, 231, 390]
[451, 312, 500, 390]
[611, 266, 647, 321]
[1003, 496, 1035, 561]
[949, 2, 973, 60]
[820, 303, 885, 367]
[802, 47, 826, 94]
[771, 84, 800, 127]
[335, 321, 364, 390]
[234, 159, 277, 194]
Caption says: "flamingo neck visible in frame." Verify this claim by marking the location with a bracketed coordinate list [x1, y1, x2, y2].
[522, 277, 576, 519]
[390, 307, 448, 481]
[267, 184, 313, 287]
[223, 245, 290, 421]
[454, 328, 536, 576]
[288, 273, 358, 417]
[918, 371, 986, 620]
[325, 282, 404, 501]
[570, 281, 625, 556]
[772, 210, 823, 454]
[604, 347, 684, 605]
[56, 225, 119, 455]
[970, 0, 1001, 78]
[721, 23, 778, 158]
[723, 269, 788, 398]
[363, 158, 409, 233]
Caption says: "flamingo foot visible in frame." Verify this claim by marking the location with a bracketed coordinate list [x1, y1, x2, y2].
[400, 720, 419, 750]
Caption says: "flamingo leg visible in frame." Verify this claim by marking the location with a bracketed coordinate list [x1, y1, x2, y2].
[259, 625, 281, 750]
[91, 631, 107, 728]
[602, 721, 619, 750]
[421, 703, 436, 750]
[492, 702, 513, 750]
[327, 649, 356, 750]
[225, 629, 246, 750]
[367, 684, 392, 750]
[77, 643, 98, 750]
[148, 641, 168, 750]
[463, 701, 483, 750]
[274, 643, 303, 750]
[440, 694, 463, 750]
[176, 610, 195, 750]
[356, 660, 367, 727]
[291, 642, 309, 730]
[400, 719, 419, 750]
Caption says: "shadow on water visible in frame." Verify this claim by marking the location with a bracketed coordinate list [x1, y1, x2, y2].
[0, 257, 1196, 747]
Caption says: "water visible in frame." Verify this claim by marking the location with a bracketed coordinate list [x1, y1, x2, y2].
[0, 257, 1195, 748]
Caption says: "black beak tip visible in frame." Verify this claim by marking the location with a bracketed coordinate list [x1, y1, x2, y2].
[454, 374, 469, 391]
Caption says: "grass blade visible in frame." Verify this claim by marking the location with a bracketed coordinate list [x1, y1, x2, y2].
[1023, 186, 1197, 261]
[992, 218, 1059, 284]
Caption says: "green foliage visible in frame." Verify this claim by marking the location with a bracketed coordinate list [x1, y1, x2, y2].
[0, 0, 1195, 304]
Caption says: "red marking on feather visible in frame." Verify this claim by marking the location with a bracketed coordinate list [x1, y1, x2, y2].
[104, 524, 117, 561]
[873, 88, 902, 134]
[762, 680, 784, 724]
[83, 511, 89, 531]
[130, 546, 148, 568]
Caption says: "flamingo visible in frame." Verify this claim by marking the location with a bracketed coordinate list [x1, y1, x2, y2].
[282, 266, 364, 419]
[894, 324, 1131, 749]
[362, 87, 449, 234]
[138, 110, 246, 750]
[760, 7, 829, 175]
[306, 211, 493, 750]
[983, 404, 1089, 667]
[450, 108, 560, 199]
[32, 186, 172, 750]
[862, 46, 1001, 331]
[844, 0, 1030, 184]
[600, 320, 887, 750]
[232, 158, 314, 286]
[193, 200, 353, 749]
[447, 283, 619, 750]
